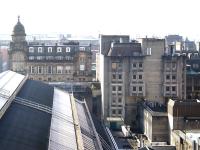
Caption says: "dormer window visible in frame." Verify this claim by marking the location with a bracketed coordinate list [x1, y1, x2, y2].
[29, 47, 34, 53]
[48, 47, 52, 53]
[57, 47, 62, 53]
[79, 47, 85, 51]
[38, 47, 43, 53]
[66, 47, 70, 52]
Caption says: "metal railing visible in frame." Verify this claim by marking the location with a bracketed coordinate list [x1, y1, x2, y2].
[14, 96, 52, 114]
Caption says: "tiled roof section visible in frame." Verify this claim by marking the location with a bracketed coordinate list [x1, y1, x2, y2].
[17, 80, 54, 107]
[107, 42, 142, 57]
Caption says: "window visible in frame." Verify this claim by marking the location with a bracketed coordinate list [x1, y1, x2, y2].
[112, 63, 117, 69]
[118, 97, 122, 103]
[36, 56, 44, 60]
[139, 86, 143, 91]
[112, 110, 116, 115]
[46, 56, 54, 60]
[38, 66, 43, 74]
[47, 66, 52, 74]
[118, 63, 122, 68]
[55, 56, 63, 60]
[57, 66, 63, 74]
[65, 66, 71, 74]
[147, 48, 152, 55]
[29, 56, 34, 60]
[118, 86, 122, 91]
[166, 63, 170, 70]
[118, 74, 122, 79]
[133, 86, 136, 91]
[38, 47, 43, 53]
[80, 65, 85, 71]
[66, 56, 73, 61]
[48, 47, 52, 53]
[112, 74, 116, 79]
[66, 47, 71, 52]
[139, 75, 143, 80]
[139, 63, 143, 68]
[79, 47, 85, 51]
[166, 75, 170, 80]
[132, 63, 136, 68]
[79, 57, 85, 63]
[172, 75, 176, 80]
[172, 86, 176, 92]
[29, 47, 34, 53]
[30, 66, 34, 74]
[166, 86, 170, 92]
[133, 75, 136, 80]
[112, 86, 116, 91]
[172, 63, 176, 70]
[193, 64, 199, 69]
[57, 47, 62, 52]
[112, 98, 116, 103]
[118, 110, 122, 115]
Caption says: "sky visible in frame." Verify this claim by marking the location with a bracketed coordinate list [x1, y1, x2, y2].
[1, 0, 200, 40]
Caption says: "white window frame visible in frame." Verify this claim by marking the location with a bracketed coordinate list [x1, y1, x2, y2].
[29, 56, 34, 60]
[66, 47, 71, 52]
[147, 48, 152, 55]
[36, 56, 44, 60]
[79, 47, 85, 51]
[57, 66, 63, 74]
[65, 66, 71, 74]
[29, 47, 34, 53]
[132, 63, 137, 68]
[57, 47, 62, 53]
[30, 66, 34, 74]
[38, 47, 43, 53]
[38, 66, 43, 74]
[47, 66, 53, 74]
[48, 47, 52, 53]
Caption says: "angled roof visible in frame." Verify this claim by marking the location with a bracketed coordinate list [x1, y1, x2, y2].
[0, 76, 53, 150]
[0, 71, 104, 150]
[75, 99, 103, 150]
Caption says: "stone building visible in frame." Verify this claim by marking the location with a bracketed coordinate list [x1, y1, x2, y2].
[9, 17, 92, 82]
[98, 35, 186, 129]
[186, 52, 200, 99]
[168, 99, 200, 150]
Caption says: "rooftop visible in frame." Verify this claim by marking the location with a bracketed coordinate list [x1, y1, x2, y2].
[0, 70, 104, 150]
[107, 42, 142, 57]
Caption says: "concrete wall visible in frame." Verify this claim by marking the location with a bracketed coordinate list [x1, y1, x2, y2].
[141, 38, 165, 103]
[152, 116, 169, 142]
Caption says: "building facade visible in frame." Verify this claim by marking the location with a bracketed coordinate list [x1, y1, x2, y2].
[186, 52, 200, 99]
[98, 35, 186, 128]
[9, 17, 92, 82]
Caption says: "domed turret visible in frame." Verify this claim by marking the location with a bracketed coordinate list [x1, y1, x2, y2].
[12, 16, 26, 36]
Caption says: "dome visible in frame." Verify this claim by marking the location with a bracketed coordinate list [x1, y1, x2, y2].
[12, 16, 26, 36]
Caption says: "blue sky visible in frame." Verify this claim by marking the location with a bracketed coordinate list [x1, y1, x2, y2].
[1, 0, 200, 40]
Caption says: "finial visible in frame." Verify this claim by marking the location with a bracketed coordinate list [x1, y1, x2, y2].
[18, 16, 20, 22]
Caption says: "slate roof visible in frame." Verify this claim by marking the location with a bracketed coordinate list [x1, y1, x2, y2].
[0, 79, 54, 150]
[0, 71, 104, 150]
[17, 80, 54, 107]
